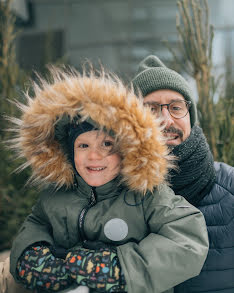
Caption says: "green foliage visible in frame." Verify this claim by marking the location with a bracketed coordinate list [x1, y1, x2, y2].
[164, 0, 234, 165]
[0, 0, 38, 251]
[215, 65, 234, 164]
[0, 1, 69, 251]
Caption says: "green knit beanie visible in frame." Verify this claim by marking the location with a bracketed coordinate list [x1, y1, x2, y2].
[132, 55, 197, 127]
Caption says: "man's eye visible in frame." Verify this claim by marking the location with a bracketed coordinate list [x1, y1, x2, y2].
[172, 106, 182, 111]
[145, 104, 160, 113]
[148, 106, 160, 114]
[78, 143, 88, 148]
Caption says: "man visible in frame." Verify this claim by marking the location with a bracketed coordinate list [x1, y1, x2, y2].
[131, 55, 234, 293]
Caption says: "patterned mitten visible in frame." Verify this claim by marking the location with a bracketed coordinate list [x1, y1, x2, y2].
[65, 246, 127, 292]
[17, 244, 71, 291]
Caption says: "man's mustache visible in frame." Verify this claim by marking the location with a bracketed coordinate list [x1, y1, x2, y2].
[162, 126, 183, 138]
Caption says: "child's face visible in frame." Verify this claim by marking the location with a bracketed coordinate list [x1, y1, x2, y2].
[74, 130, 121, 187]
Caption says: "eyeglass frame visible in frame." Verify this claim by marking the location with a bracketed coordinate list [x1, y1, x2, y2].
[144, 100, 192, 119]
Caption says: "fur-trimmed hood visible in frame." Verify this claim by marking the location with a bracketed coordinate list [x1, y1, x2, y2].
[10, 67, 172, 194]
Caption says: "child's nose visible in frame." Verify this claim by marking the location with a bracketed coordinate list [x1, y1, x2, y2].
[88, 148, 103, 160]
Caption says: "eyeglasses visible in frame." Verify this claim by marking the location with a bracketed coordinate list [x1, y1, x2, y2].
[144, 100, 191, 119]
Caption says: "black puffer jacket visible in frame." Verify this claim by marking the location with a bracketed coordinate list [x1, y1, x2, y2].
[175, 162, 234, 293]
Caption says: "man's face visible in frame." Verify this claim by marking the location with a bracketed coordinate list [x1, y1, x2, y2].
[144, 89, 191, 147]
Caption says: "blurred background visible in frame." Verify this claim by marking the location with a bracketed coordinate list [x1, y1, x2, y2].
[4, 0, 234, 79]
[0, 0, 233, 253]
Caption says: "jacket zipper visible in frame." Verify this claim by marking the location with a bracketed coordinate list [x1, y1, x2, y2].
[78, 187, 97, 242]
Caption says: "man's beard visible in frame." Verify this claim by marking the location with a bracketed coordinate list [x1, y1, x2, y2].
[167, 144, 176, 151]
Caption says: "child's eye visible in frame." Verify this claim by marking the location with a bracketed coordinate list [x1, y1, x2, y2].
[103, 140, 113, 148]
[78, 143, 88, 148]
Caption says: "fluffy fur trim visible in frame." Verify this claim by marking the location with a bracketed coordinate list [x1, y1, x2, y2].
[9, 66, 172, 194]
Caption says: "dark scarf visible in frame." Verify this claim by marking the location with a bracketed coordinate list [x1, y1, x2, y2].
[169, 125, 216, 206]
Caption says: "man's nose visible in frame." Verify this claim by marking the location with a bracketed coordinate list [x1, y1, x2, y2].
[160, 107, 174, 127]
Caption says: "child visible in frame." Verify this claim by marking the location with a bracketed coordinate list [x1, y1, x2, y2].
[9, 67, 209, 293]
